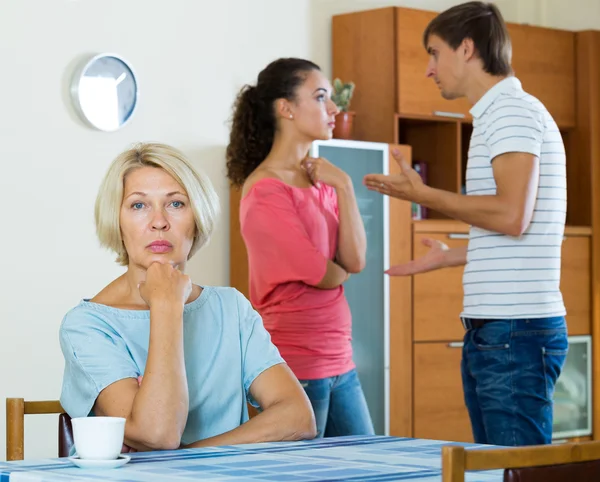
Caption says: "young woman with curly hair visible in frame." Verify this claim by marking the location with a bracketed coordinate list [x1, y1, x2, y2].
[226, 58, 374, 438]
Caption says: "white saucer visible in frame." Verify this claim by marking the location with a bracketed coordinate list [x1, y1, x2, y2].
[69, 454, 131, 469]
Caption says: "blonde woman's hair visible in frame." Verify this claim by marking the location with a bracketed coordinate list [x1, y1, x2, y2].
[95, 142, 220, 266]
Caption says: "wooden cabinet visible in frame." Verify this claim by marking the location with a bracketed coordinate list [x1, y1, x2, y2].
[395, 13, 576, 125]
[574, 31, 600, 439]
[332, 6, 577, 148]
[412, 222, 592, 338]
[330, 6, 597, 443]
[409, 222, 592, 442]
[230, 186, 248, 300]
[332, 7, 398, 143]
[508, 24, 576, 128]
[395, 8, 471, 119]
[413, 342, 472, 442]
[413, 231, 468, 342]
[561, 234, 591, 335]
[324, 7, 600, 441]
[396, 117, 462, 215]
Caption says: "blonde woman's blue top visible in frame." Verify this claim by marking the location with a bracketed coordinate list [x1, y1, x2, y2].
[59, 286, 284, 445]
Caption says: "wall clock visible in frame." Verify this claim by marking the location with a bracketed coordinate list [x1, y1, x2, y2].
[70, 53, 139, 132]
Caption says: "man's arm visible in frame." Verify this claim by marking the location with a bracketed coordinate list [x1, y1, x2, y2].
[445, 245, 468, 267]
[386, 239, 467, 276]
[416, 152, 539, 236]
[184, 364, 316, 448]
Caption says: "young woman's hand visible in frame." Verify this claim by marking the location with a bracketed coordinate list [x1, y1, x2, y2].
[301, 156, 350, 190]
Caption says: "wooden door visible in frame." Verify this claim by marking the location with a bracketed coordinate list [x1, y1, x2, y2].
[413, 342, 473, 442]
[413, 231, 468, 342]
[229, 185, 249, 299]
[389, 144, 415, 437]
[561, 235, 591, 335]
[396, 7, 471, 119]
[508, 23, 576, 128]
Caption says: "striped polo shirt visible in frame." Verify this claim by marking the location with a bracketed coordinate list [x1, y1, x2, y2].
[462, 76, 566, 320]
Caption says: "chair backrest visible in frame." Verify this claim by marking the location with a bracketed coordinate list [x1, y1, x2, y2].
[503, 459, 600, 481]
[58, 412, 74, 458]
[6, 398, 73, 461]
[442, 441, 600, 482]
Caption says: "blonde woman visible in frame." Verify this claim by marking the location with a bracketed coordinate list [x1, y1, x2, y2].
[59, 143, 316, 451]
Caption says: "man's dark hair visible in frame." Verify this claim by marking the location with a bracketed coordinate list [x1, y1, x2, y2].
[423, 1, 513, 76]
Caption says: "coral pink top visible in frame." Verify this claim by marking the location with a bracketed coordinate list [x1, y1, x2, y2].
[239, 178, 354, 380]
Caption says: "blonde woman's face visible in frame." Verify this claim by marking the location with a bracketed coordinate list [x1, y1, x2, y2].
[120, 166, 196, 269]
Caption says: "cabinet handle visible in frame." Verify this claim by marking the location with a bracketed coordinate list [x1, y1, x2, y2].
[447, 233, 470, 240]
[448, 342, 464, 348]
[432, 110, 466, 119]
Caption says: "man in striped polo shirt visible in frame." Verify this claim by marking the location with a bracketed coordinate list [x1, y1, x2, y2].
[364, 1, 567, 446]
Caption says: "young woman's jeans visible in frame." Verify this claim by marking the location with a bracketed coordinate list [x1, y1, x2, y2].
[461, 316, 568, 446]
[298, 368, 375, 438]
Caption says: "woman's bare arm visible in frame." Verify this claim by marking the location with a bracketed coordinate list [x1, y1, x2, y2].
[335, 179, 367, 273]
[184, 364, 316, 448]
[93, 264, 191, 451]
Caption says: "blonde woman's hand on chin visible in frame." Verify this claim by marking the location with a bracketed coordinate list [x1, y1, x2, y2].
[138, 262, 192, 308]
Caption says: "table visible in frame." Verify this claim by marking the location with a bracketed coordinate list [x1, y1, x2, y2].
[0, 435, 504, 481]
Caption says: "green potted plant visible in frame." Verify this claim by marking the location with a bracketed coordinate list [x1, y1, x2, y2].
[331, 78, 356, 139]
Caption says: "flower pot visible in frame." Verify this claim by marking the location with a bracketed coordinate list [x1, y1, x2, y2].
[332, 111, 355, 140]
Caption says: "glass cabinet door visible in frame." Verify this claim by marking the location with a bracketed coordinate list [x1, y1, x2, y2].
[312, 140, 389, 435]
[552, 335, 592, 439]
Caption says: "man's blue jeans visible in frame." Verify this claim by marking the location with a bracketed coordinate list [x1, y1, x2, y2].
[461, 316, 568, 446]
[298, 368, 375, 438]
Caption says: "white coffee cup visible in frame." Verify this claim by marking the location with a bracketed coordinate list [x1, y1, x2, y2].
[71, 416, 126, 460]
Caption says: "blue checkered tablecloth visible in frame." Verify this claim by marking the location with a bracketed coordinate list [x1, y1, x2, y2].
[0, 435, 504, 481]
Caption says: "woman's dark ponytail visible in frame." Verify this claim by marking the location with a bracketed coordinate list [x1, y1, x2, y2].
[225, 85, 274, 187]
[225, 58, 320, 187]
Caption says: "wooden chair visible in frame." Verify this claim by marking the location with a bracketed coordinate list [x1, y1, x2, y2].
[6, 398, 73, 461]
[442, 440, 600, 482]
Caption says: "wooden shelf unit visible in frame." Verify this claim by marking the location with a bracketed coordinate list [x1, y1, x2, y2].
[331, 5, 600, 443]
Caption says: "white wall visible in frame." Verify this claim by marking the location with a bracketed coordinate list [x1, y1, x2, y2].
[0, 0, 311, 460]
[0, 0, 598, 461]
[498, 0, 600, 29]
